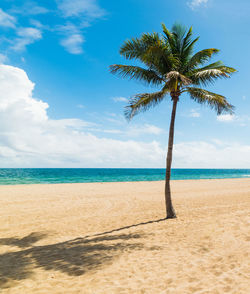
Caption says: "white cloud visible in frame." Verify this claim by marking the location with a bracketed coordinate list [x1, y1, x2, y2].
[103, 129, 123, 134]
[0, 54, 8, 64]
[217, 114, 236, 122]
[112, 97, 129, 103]
[25, 5, 48, 15]
[0, 64, 165, 167]
[92, 120, 164, 137]
[0, 8, 16, 28]
[242, 95, 246, 100]
[56, 1, 106, 54]
[60, 33, 84, 54]
[56, 0, 105, 18]
[128, 124, 164, 136]
[57, 23, 82, 34]
[217, 114, 250, 127]
[105, 112, 117, 117]
[57, 23, 87, 54]
[10, 2, 49, 15]
[11, 27, 42, 51]
[174, 141, 250, 168]
[189, 109, 200, 118]
[187, 0, 208, 10]
[105, 113, 126, 125]
[29, 19, 46, 29]
[17, 27, 42, 39]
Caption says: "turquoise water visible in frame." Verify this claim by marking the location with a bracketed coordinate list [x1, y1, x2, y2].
[0, 168, 249, 185]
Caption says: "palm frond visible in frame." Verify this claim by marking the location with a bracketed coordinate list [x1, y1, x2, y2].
[120, 33, 161, 61]
[172, 23, 187, 39]
[146, 43, 177, 72]
[171, 23, 187, 53]
[120, 32, 175, 75]
[174, 24, 199, 59]
[180, 26, 197, 60]
[181, 26, 193, 52]
[109, 64, 163, 86]
[190, 65, 236, 86]
[125, 85, 170, 120]
[162, 23, 176, 54]
[187, 48, 220, 70]
[181, 36, 199, 58]
[195, 61, 236, 72]
[162, 23, 199, 70]
[186, 87, 234, 114]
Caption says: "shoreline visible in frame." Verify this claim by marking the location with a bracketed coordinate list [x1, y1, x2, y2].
[0, 176, 250, 187]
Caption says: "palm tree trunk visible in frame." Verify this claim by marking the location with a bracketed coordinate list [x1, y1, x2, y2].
[165, 96, 178, 219]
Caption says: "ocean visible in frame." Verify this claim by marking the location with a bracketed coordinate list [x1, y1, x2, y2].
[0, 168, 249, 185]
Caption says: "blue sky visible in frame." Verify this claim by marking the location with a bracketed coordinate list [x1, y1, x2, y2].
[0, 0, 250, 168]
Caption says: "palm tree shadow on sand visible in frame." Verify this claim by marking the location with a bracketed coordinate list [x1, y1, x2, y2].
[0, 218, 164, 289]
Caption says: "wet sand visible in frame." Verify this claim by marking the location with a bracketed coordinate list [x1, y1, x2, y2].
[0, 179, 249, 293]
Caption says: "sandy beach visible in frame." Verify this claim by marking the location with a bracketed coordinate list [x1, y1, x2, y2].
[0, 179, 249, 293]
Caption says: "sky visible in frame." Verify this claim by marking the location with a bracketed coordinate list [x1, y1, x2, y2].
[0, 0, 250, 168]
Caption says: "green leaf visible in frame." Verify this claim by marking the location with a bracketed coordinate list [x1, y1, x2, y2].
[109, 64, 163, 86]
[190, 64, 237, 86]
[188, 48, 220, 70]
[186, 87, 234, 114]
[125, 86, 170, 120]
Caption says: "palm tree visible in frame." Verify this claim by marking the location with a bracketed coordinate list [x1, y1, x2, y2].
[110, 23, 236, 219]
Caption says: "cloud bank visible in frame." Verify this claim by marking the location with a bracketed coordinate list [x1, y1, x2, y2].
[0, 64, 164, 167]
[0, 64, 249, 168]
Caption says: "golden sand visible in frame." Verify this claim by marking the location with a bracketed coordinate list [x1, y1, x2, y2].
[0, 179, 249, 293]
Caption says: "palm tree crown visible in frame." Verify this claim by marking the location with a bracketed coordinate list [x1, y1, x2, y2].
[110, 23, 236, 119]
